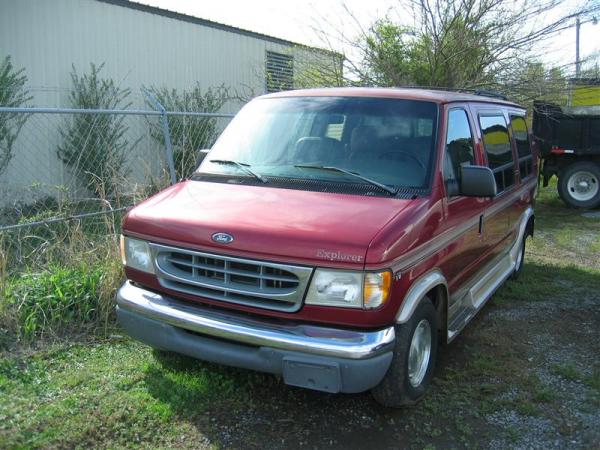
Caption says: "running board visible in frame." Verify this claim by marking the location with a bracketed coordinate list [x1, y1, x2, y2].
[447, 249, 517, 342]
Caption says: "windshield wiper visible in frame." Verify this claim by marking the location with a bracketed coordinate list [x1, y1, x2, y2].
[209, 159, 268, 183]
[294, 165, 397, 195]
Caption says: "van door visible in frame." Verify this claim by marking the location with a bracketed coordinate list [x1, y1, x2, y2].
[474, 110, 518, 260]
[441, 106, 487, 292]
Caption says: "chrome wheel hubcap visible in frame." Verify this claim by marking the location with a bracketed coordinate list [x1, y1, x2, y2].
[408, 319, 432, 387]
[567, 171, 599, 202]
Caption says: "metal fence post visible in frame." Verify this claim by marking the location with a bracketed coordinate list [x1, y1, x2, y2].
[142, 89, 177, 185]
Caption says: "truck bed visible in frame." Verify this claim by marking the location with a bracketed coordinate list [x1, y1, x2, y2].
[533, 101, 600, 157]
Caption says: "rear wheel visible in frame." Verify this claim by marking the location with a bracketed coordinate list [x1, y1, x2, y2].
[558, 162, 600, 209]
[372, 299, 438, 407]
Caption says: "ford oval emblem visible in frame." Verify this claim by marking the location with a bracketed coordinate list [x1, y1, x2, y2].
[212, 232, 234, 244]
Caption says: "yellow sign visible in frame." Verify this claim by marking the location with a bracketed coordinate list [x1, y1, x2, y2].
[572, 84, 600, 106]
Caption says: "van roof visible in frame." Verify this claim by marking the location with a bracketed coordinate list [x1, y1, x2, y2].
[261, 87, 523, 109]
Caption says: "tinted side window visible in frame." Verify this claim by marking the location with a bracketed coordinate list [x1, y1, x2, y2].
[510, 115, 533, 180]
[444, 109, 474, 196]
[479, 114, 514, 193]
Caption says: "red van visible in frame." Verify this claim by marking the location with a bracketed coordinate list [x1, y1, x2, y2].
[117, 88, 536, 407]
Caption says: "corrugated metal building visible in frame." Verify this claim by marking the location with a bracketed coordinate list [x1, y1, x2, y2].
[0, 0, 332, 107]
[0, 0, 338, 208]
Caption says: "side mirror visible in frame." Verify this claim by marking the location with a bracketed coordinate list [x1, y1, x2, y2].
[460, 165, 497, 197]
[196, 148, 211, 167]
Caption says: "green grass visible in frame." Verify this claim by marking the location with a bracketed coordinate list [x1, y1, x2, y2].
[549, 363, 600, 394]
[552, 363, 582, 381]
[585, 366, 600, 392]
[530, 177, 600, 270]
[4, 265, 105, 340]
[0, 342, 266, 448]
[493, 261, 600, 306]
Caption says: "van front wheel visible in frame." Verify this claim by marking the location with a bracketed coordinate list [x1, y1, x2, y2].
[372, 299, 438, 407]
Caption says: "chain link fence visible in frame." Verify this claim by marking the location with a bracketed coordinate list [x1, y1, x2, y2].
[0, 97, 234, 275]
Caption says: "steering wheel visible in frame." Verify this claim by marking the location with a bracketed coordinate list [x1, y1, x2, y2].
[378, 151, 426, 170]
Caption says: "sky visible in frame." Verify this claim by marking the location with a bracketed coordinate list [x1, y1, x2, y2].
[134, 0, 600, 74]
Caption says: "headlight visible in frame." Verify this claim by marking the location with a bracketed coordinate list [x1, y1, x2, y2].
[120, 235, 154, 274]
[306, 269, 392, 309]
[306, 270, 363, 308]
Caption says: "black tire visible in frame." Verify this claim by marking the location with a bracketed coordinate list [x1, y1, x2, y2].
[371, 299, 438, 408]
[557, 162, 600, 209]
[511, 234, 526, 280]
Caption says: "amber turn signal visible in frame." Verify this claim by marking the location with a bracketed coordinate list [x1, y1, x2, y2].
[363, 270, 392, 309]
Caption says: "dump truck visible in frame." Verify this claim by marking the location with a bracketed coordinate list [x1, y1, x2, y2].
[533, 79, 600, 208]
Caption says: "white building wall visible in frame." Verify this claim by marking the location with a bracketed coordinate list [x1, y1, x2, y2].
[0, 0, 299, 106]
[0, 0, 325, 208]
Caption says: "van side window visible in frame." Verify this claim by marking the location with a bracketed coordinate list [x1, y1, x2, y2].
[479, 114, 515, 193]
[510, 115, 533, 180]
[444, 109, 474, 196]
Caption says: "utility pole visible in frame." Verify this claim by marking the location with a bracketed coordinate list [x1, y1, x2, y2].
[575, 16, 581, 78]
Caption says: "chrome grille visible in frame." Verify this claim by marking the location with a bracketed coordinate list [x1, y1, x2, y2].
[150, 243, 313, 312]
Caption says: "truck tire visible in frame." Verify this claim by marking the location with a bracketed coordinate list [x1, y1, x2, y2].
[558, 162, 600, 209]
[371, 299, 438, 407]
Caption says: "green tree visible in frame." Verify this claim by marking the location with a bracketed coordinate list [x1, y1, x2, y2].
[502, 62, 568, 108]
[146, 84, 231, 180]
[362, 21, 420, 86]
[361, 16, 495, 88]
[580, 53, 600, 78]
[57, 63, 133, 199]
[0, 56, 31, 175]
[352, 0, 598, 91]
[293, 47, 346, 89]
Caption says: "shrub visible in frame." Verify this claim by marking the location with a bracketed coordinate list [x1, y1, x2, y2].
[57, 63, 134, 199]
[0, 227, 123, 349]
[0, 55, 32, 175]
[6, 265, 103, 338]
[0, 195, 60, 228]
[146, 84, 231, 180]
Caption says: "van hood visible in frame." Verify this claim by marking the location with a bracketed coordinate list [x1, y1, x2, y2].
[123, 180, 417, 267]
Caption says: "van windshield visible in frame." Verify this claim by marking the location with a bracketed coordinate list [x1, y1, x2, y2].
[197, 96, 438, 193]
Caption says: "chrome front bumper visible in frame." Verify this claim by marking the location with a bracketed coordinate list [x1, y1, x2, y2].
[116, 281, 395, 360]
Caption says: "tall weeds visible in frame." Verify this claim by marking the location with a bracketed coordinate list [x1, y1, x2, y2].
[0, 214, 124, 350]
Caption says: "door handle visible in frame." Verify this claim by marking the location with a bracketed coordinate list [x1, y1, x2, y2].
[478, 214, 484, 234]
